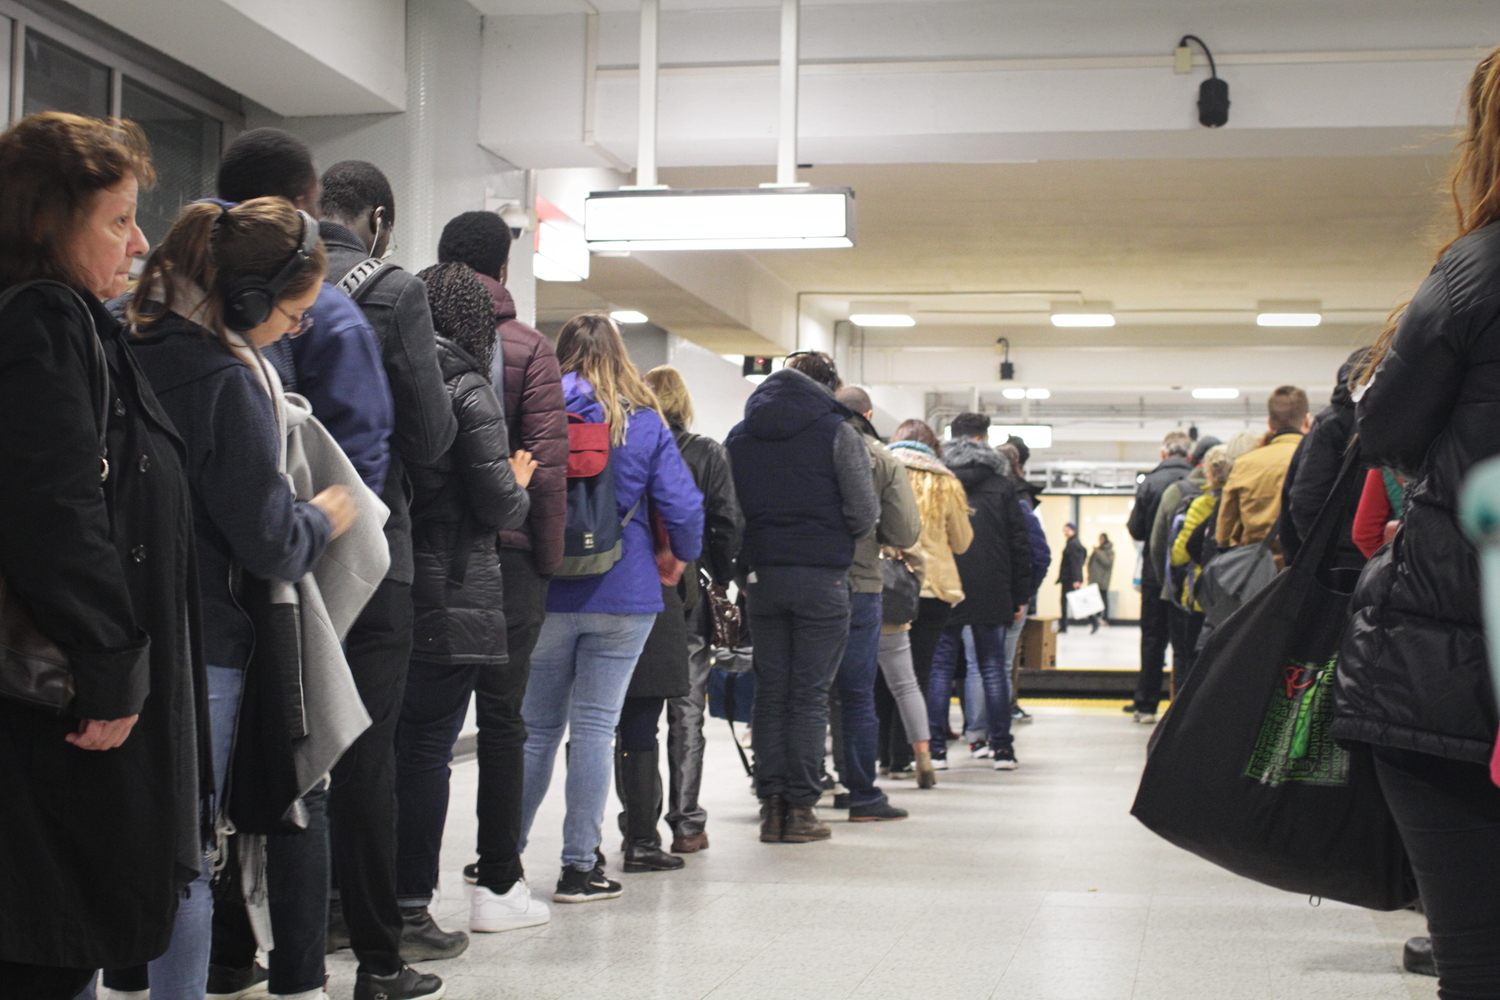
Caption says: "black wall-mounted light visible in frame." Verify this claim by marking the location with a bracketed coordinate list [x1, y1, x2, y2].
[1177, 34, 1230, 128]
[996, 337, 1015, 381]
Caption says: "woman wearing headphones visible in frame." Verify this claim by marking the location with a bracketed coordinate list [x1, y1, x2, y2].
[125, 197, 357, 1000]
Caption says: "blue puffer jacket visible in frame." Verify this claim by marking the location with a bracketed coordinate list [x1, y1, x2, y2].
[546, 373, 704, 615]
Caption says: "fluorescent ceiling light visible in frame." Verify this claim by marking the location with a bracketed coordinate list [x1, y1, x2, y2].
[1002, 388, 1026, 400]
[534, 219, 589, 282]
[1025, 387, 1051, 399]
[991, 424, 1053, 449]
[1192, 387, 1240, 399]
[849, 313, 914, 327]
[1256, 299, 1322, 327]
[1256, 312, 1322, 327]
[1050, 300, 1115, 327]
[610, 310, 649, 324]
[585, 187, 855, 251]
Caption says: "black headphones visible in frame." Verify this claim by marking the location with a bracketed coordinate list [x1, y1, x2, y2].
[222, 208, 320, 333]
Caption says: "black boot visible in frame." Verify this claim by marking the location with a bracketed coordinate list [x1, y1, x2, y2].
[616, 746, 684, 872]
[1404, 936, 1436, 977]
[399, 905, 469, 961]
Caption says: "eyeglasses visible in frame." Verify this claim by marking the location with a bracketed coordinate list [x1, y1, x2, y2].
[277, 303, 314, 338]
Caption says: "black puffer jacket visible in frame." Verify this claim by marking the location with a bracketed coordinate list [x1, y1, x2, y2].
[1334, 222, 1500, 765]
[944, 438, 1034, 627]
[1128, 457, 1192, 581]
[409, 338, 529, 664]
[1286, 348, 1370, 567]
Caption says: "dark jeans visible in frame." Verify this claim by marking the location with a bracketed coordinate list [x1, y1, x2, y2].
[619, 696, 665, 751]
[1058, 584, 1072, 631]
[211, 786, 330, 996]
[396, 659, 482, 905]
[832, 592, 885, 807]
[0, 962, 93, 999]
[1373, 746, 1500, 1000]
[474, 548, 547, 894]
[928, 623, 1012, 757]
[329, 578, 411, 977]
[879, 598, 950, 770]
[747, 565, 851, 806]
[1167, 605, 1206, 694]
[1134, 584, 1171, 713]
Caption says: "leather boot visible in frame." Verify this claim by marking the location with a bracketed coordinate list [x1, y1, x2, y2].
[915, 749, 938, 789]
[758, 795, 786, 843]
[781, 802, 832, 843]
[616, 747, 684, 872]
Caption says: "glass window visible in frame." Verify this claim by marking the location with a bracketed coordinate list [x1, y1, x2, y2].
[23, 30, 109, 118]
[121, 78, 221, 246]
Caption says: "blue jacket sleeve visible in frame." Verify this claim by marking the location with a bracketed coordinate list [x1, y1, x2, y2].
[291, 284, 394, 494]
[197, 369, 334, 583]
[646, 415, 705, 562]
[1025, 503, 1051, 597]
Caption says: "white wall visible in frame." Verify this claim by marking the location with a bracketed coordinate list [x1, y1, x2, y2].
[667, 336, 754, 442]
[67, 0, 407, 115]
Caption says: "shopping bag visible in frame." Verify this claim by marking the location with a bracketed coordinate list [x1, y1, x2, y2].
[1065, 583, 1105, 620]
[1131, 452, 1417, 911]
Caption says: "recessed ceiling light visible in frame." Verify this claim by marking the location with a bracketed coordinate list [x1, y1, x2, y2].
[849, 313, 915, 327]
[1002, 388, 1026, 400]
[1025, 387, 1051, 399]
[1192, 387, 1240, 399]
[610, 310, 649, 324]
[1256, 299, 1322, 327]
[1049, 300, 1115, 327]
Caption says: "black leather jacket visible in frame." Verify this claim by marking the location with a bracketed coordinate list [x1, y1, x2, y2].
[1334, 221, 1500, 764]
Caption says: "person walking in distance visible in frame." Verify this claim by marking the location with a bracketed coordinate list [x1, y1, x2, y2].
[435, 211, 568, 935]
[643, 366, 743, 857]
[1087, 534, 1114, 632]
[830, 385, 921, 822]
[926, 413, 1032, 771]
[1125, 430, 1192, 724]
[726, 352, 878, 844]
[1057, 524, 1086, 633]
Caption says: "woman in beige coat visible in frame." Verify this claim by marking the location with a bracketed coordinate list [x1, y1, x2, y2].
[877, 419, 974, 787]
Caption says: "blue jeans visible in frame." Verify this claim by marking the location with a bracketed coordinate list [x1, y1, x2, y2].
[833, 592, 886, 807]
[747, 565, 851, 806]
[962, 627, 987, 743]
[140, 665, 243, 1000]
[519, 612, 657, 871]
[928, 625, 1012, 758]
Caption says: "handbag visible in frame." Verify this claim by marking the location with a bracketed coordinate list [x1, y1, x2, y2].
[1065, 582, 1106, 620]
[1196, 524, 1280, 626]
[706, 583, 742, 648]
[0, 281, 110, 713]
[1131, 451, 1418, 910]
[880, 550, 921, 627]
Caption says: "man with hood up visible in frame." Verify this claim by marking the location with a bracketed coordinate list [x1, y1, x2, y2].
[725, 352, 878, 845]
[1281, 347, 1373, 568]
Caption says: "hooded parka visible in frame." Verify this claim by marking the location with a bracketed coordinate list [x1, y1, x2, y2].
[0, 284, 209, 969]
[1334, 223, 1500, 765]
[942, 438, 1034, 628]
[1286, 348, 1371, 568]
[409, 337, 530, 664]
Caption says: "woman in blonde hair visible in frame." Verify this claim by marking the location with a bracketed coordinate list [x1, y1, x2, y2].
[1336, 46, 1500, 995]
[518, 315, 703, 904]
[880, 419, 973, 786]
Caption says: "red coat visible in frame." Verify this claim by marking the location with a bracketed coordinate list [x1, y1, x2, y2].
[1352, 468, 1393, 559]
[479, 274, 568, 574]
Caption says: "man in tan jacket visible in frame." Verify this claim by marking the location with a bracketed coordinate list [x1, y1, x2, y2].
[1217, 386, 1311, 547]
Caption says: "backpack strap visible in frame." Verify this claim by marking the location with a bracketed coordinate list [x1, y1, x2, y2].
[337, 258, 399, 304]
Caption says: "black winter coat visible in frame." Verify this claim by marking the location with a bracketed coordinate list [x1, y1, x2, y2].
[409, 338, 529, 664]
[944, 439, 1034, 627]
[1286, 348, 1369, 568]
[1128, 458, 1193, 572]
[1334, 222, 1500, 765]
[628, 427, 744, 698]
[0, 284, 208, 968]
[1059, 536, 1087, 588]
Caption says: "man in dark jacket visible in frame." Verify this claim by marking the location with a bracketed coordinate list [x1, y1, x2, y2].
[831, 385, 921, 821]
[928, 413, 1033, 769]
[1057, 523, 1086, 632]
[1283, 347, 1372, 568]
[726, 354, 878, 845]
[314, 160, 459, 993]
[435, 211, 568, 921]
[1126, 430, 1193, 722]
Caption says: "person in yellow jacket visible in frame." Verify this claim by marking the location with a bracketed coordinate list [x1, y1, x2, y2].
[1216, 386, 1311, 547]
[1171, 445, 1233, 612]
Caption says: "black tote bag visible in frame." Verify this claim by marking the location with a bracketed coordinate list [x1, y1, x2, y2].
[1131, 452, 1418, 911]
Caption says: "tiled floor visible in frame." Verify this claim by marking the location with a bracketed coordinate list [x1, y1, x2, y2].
[326, 705, 1437, 1000]
[1055, 622, 1143, 671]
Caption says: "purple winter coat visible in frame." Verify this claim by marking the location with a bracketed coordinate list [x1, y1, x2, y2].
[546, 373, 704, 615]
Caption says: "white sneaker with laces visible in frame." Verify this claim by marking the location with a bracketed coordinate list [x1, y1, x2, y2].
[1133, 711, 1158, 725]
[970, 744, 994, 760]
[471, 880, 551, 932]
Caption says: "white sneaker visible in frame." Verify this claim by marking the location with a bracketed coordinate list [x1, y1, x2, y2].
[1133, 711, 1157, 725]
[471, 880, 551, 932]
[931, 757, 949, 770]
[970, 743, 994, 760]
